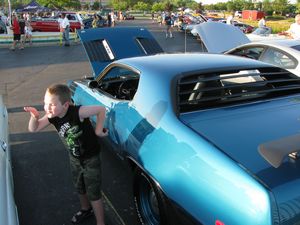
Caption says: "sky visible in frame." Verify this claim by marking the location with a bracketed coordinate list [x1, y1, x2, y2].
[198, 0, 297, 5]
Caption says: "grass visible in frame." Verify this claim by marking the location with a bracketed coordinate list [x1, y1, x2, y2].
[239, 18, 293, 33]
[129, 11, 294, 33]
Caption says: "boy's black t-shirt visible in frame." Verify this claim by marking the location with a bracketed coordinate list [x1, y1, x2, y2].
[48, 105, 100, 159]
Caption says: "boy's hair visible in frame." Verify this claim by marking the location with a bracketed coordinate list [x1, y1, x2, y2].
[47, 84, 71, 104]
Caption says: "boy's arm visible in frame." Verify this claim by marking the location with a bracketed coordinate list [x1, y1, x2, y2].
[24, 106, 50, 132]
[79, 105, 108, 137]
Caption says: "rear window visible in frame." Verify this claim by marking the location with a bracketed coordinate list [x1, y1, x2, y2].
[177, 67, 300, 113]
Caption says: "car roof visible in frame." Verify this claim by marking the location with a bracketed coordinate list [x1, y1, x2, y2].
[229, 39, 300, 54]
[257, 39, 300, 48]
[115, 53, 274, 78]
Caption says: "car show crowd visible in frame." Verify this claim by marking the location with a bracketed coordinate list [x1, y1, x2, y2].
[2, 6, 300, 52]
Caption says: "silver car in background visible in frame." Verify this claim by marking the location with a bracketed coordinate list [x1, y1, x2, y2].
[192, 22, 300, 76]
[0, 95, 19, 225]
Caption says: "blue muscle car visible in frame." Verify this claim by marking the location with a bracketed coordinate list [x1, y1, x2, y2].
[68, 27, 300, 225]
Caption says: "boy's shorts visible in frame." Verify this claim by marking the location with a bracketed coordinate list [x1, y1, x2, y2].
[69, 153, 102, 201]
[13, 34, 20, 41]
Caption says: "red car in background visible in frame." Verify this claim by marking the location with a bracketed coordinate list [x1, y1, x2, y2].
[30, 12, 83, 32]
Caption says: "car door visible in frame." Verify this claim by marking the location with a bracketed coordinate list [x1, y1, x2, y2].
[72, 65, 141, 157]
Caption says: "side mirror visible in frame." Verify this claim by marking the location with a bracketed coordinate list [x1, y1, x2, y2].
[88, 80, 98, 89]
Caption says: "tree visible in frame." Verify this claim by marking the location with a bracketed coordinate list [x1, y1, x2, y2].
[92, 1, 100, 10]
[272, 0, 288, 15]
[38, 0, 81, 10]
[262, 0, 273, 15]
[152, 2, 164, 12]
[133, 1, 150, 11]
[296, 1, 300, 13]
[164, 1, 174, 11]
[186, 1, 200, 11]
[110, 0, 128, 10]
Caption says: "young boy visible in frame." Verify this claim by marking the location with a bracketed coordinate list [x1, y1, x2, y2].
[24, 84, 108, 225]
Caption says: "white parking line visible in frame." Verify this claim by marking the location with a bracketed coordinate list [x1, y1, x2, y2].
[102, 191, 127, 225]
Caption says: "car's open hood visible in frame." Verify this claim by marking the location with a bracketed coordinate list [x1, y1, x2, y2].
[192, 22, 250, 53]
[77, 27, 164, 78]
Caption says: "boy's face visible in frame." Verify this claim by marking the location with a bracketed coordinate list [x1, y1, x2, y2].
[44, 91, 69, 118]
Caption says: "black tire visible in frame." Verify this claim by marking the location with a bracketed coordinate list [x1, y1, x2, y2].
[133, 168, 169, 225]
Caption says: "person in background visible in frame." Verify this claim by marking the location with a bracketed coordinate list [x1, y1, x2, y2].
[279, 14, 300, 39]
[24, 20, 33, 46]
[111, 11, 115, 27]
[58, 14, 63, 33]
[10, 14, 21, 51]
[164, 12, 173, 38]
[107, 12, 111, 27]
[61, 13, 70, 46]
[92, 14, 99, 28]
[258, 16, 266, 28]
[157, 14, 162, 26]
[226, 13, 234, 25]
[19, 17, 25, 49]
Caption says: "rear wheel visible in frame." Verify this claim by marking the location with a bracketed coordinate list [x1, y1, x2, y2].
[133, 169, 169, 225]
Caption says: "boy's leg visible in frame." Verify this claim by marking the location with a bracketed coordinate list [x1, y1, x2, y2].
[85, 153, 104, 224]
[65, 27, 70, 46]
[91, 198, 105, 225]
[79, 193, 91, 210]
[11, 40, 16, 50]
[20, 35, 25, 49]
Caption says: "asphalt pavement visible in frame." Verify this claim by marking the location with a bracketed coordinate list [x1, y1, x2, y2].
[0, 19, 203, 225]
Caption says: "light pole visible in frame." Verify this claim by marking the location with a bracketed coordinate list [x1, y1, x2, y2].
[7, 0, 11, 26]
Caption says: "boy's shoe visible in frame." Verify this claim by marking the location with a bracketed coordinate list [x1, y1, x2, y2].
[10, 47, 15, 51]
[71, 207, 93, 224]
[19, 47, 24, 50]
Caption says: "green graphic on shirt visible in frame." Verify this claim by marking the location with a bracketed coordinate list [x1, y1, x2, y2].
[65, 125, 82, 157]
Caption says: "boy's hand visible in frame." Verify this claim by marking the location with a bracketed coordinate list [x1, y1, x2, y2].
[96, 128, 109, 137]
[24, 106, 39, 119]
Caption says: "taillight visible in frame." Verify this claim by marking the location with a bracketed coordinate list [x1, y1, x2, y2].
[215, 220, 225, 225]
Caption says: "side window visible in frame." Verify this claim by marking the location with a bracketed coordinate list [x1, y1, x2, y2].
[230, 47, 264, 60]
[260, 48, 297, 69]
[98, 66, 140, 101]
[67, 14, 76, 21]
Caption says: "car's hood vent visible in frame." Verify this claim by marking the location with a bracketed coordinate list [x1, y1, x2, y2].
[77, 27, 163, 78]
[177, 67, 300, 113]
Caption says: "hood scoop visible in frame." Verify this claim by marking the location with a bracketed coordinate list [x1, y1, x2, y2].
[77, 27, 164, 78]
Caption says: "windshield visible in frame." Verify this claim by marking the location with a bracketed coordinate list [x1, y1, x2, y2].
[291, 45, 300, 51]
[252, 27, 271, 35]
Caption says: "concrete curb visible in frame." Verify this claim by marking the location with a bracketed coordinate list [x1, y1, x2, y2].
[0, 32, 78, 47]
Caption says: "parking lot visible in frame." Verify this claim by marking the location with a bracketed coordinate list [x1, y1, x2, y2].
[0, 19, 203, 225]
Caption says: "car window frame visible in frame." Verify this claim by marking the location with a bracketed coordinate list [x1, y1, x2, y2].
[259, 46, 298, 70]
[228, 46, 266, 60]
[96, 64, 140, 101]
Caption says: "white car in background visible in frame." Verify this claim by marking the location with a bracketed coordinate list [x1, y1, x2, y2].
[225, 39, 300, 76]
[192, 22, 300, 76]
[0, 95, 19, 225]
